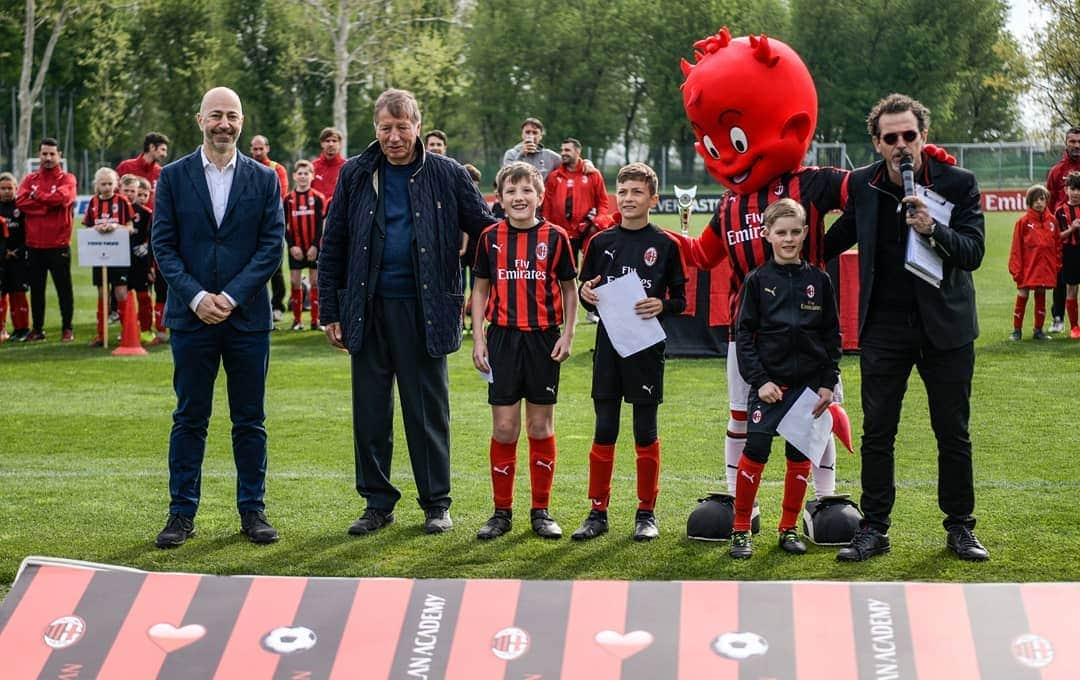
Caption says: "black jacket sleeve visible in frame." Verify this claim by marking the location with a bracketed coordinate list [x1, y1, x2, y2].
[735, 273, 769, 391]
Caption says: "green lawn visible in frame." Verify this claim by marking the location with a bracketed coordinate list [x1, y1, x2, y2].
[2, 211, 1077, 603]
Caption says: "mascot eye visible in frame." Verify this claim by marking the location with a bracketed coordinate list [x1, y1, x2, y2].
[702, 135, 721, 160]
[729, 127, 749, 154]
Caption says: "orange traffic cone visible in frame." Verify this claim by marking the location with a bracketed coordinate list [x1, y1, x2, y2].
[112, 293, 149, 356]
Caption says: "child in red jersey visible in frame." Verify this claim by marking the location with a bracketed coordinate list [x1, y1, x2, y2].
[84, 167, 134, 346]
[471, 162, 578, 540]
[1008, 184, 1060, 341]
[572, 163, 687, 542]
[283, 160, 327, 331]
[1055, 172, 1080, 339]
[120, 174, 155, 339]
[133, 177, 167, 344]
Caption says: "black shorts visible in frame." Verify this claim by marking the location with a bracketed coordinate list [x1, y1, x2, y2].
[746, 387, 803, 436]
[1063, 244, 1080, 286]
[127, 256, 151, 291]
[1, 253, 30, 293]
[288, 255, 318, 271]
[486, 325, 562, 405]
[591, 325, 666, 405]
[91, 265, 129, 287]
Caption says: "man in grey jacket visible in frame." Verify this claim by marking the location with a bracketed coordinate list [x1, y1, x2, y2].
[319, 88, 494, 535]
[502, 117, 562, 180]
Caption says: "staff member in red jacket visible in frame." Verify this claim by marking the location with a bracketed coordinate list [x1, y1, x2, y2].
[116, 132, 170, 210]
[15, 138, 78, 342]
[312, 127, 346, 202]
[541, 138, 611, 267]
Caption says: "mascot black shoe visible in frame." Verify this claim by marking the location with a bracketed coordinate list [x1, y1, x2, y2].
[686, 493, 760, 541]
[802, 494, 862, 546]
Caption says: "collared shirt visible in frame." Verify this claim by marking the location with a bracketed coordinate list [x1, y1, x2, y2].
[190, 147, 239, 314]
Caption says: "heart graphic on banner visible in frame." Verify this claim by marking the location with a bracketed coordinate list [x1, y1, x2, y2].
[147, 623, 206, 653]
[594, 629, 654, 660]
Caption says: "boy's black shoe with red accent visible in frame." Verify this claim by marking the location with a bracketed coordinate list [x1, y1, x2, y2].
[571, 510, 608, 541]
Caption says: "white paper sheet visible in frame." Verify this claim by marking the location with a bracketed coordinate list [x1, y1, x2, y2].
[477, 364, 494, 384]
[593, 273, 666, 358]
[775, 387, 834, 466]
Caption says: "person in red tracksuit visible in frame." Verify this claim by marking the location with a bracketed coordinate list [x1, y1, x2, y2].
[1008, 185, 1060, 341]
[541, 138, 611, 267]
[312, 127, 346, 202]
[15, 137, 78, 342]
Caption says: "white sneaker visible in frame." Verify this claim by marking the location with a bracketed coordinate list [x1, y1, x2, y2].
[585, 311, 599, 324]
[273, 309, 283, 322]
[1050, 317, 1065, 333]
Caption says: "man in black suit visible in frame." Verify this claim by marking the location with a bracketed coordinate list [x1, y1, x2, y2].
[151, 86, 286, 548]
[824, 93, 989, 562]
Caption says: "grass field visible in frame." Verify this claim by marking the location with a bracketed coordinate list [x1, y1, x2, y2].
[2, 210, 1078, 603]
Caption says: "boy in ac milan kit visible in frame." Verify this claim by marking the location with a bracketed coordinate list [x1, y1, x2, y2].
[729, 199, 840, 559]
[0, 172, 31, 342]
[1055, 172, 1080, 339]
[284, 160, 327, 330]
[84, 167, 135, 346]
[471, 162, 578, 540]
[573, 162, 687, 542]
[121, 174, 155, 339]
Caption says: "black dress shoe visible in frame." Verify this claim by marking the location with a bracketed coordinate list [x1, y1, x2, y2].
[423, 508, 453, 534]
[241, 510, 279, 544]
[947, 525, 989, 561]
[530, 508, 563, 539]
[570, 510, 608, 541]
[348, 508, 395, 535]
[155, 513, 195, 549]
[837, 526, 890, 562]
[477, 509, 512, 539]
[778, 528, 807, 555]
[729, 530, 753, 559]
[632, 510, 659, 541]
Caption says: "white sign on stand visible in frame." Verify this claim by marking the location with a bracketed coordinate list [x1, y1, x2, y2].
[77, 229, 131, 267]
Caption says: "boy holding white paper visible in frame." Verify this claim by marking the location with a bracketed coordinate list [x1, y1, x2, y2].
[573, 163, 686, 541]
[730, 198, 841, 559]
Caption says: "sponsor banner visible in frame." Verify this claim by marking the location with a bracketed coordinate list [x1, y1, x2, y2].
[0, 558, 1078, 679]
[982, 189, 1028, 213]
[659, 191, 1030, 215]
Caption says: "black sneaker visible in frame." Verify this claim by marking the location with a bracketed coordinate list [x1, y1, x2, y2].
[477, 509, 512, 539]
[946, 525, 989, 561]
[632, 509, 659, 541]
[778, 528, 807, 555]
[1033, 328, 1051, 341]
[837, 525, 890, 562]
[348, 508, 395, 535]
[241, 510, 279, 544]
[730, 530, 753, 558]
[571, 509, 608, 541]
[155, 513, 195, 549]
[1009, 329, 1022, 341]
[8, 329, 29, 342]
[423, 508, 453, 534]
[530, 508, 563, 539]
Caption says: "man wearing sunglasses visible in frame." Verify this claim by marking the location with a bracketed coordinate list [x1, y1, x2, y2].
[824, 93, 988, 563]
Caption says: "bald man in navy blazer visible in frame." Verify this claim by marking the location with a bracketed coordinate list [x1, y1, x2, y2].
[151, 87, 285, 548]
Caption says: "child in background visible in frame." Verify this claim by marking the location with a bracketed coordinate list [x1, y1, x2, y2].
[282, 159, 327, 331]
[0, 172, 30, 342]
[134, 177, 167, 344]
[471, 162, 578, 540]
[729, 198, 841, 558]
[120, 174, 155, 340]
[1054, 172, 1080, 339]
[1008, 184, 1059, 341]
[84, 167, 134, 346]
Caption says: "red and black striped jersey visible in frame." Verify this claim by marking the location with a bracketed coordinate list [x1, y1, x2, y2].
[473, 219, 576, 330]
[284, 189, 327, 252]
[0, 201, 24, 251]
[1056, 202, 1080, 247]
[83, 194, 134, 231]
[579, 223, 687, 312]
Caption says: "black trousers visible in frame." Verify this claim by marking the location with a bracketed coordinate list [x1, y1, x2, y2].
[270, 262, 286, 312]
[859, 323, 976, 533]
[1052, 268, 1066, 320]
[28, 246, 74, 332]
[350, 296, 452, 512]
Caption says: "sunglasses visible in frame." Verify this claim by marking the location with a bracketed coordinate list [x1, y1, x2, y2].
[880, 130, 919, 145]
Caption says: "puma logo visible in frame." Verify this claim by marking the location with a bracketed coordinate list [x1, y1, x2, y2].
[592, 498, 604, 507]
[641, 384, 654, 395]
[534, 459, 554, 471]
[764, 287, 776, 296]
[545, 385, 556, 395]
[796, 474, 810, 484]
[740, 470, 757, 484]
[492, 465, 511, 476]
[491, 243, 502, 252]
[603, 249, 616, 259]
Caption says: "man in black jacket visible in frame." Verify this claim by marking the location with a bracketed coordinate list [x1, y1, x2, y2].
[824, 93, 989, 562]
[318, 89, 494, 535]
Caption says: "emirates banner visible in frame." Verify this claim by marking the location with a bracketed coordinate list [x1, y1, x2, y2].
[0, 557, 1076, 679]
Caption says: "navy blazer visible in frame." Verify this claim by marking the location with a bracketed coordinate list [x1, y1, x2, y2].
[152, 149, 285, 332]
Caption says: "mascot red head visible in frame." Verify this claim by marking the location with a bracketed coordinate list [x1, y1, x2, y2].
[681, 28, 817, 195]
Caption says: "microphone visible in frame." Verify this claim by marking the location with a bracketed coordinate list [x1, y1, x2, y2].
[899, 153, 916, 216]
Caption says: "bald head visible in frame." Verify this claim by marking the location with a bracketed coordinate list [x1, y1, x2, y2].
[197, 86, 244, 158]
[249, 135, 270, 162]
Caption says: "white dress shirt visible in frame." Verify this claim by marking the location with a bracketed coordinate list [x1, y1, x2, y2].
[190, 147, 239, 312]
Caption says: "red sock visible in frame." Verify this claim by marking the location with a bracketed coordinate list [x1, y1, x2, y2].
[136, 291, 153, 331]
[10, 291, 29, 330]
[1034, 290, 1047, 330]
[780, 459, 813, 531]
[291, 288, 303, 324]
[587, 443, 616, 511]
[310, 286, 320, 326]
[96, 294, 106, 338]
[0, 295, 6, 331]
[635, 440, 661, 510]
[528, 435, 557, 509]
[489, 438, 517, 510]
[154, 302, 165, 333]
[733, 456, 765, 532]
[1013, 294, 1027, 330]
[1068, 298, 1078, 329]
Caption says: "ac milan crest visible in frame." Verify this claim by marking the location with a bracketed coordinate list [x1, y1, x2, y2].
[308, 197, 315, 206]
[805, 284, 815, 299]
[1011, 633, 1054, 669]
[535, 242, 548, 260]
[43, 615, 85, 649]
[491, 626, 530, 660]
[643, 247, 658, 267]
[751, 408, 762, 423]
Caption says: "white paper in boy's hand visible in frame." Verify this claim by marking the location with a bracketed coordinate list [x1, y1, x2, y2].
[776, 387, 834, 466]
[593, 273, 666, 358]
[477, 364, 494, 384]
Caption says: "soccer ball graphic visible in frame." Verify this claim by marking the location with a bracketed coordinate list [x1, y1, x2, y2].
[711, 631, 769, 660]
[262, 626, 317, 654]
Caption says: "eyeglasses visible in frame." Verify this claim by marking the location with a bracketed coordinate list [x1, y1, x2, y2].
[880, 130, 919, 145]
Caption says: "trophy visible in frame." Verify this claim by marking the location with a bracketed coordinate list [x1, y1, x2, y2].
[674, 184, 697, 235]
